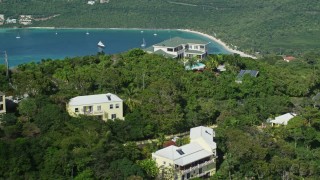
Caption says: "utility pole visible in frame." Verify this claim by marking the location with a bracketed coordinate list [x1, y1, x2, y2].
[279, 47, 282, 55]
[142, 73, 145, 90]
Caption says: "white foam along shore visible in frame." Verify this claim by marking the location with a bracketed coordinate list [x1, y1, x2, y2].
[178, 29, 257, 59]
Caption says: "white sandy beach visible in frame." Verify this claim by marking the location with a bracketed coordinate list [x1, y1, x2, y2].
[178, 29, 257, 59]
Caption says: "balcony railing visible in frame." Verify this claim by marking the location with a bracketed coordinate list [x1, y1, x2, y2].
[179, 159, 215, 175]
[82, 110, 105, 115]
[194, 171, 210, 178]
[83, 111, 93, 115]
[93, 110, 104, 115]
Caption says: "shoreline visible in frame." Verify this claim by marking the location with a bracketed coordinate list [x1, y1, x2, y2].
[177, 29, 256, 59]
[2, 26, 256, 58]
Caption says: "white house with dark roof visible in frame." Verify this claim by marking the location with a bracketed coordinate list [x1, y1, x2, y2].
[67, 93, 123, 121]
[152, 126, 216, 180]
[0, 92, 6, 114]
[235, 69, 259, 83]
[145, 37, 209, 59]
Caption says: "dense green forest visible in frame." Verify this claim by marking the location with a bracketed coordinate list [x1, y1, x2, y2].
[1, 49, 320, 179]
[0, 0, 320, 55]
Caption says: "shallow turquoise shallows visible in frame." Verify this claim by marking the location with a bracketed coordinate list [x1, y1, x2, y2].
[0, 28, 231, 67]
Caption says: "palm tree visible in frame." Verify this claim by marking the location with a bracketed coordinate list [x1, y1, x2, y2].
[217, 54, 224, 63]
[185, 57, 198, 70]
[123, 83, 141, 112]
[205, 56, 219, 72]
[156, 133, 166, 148]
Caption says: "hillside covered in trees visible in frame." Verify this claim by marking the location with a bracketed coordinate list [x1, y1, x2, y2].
[1, 50, 320, 179]
[0, 0, 319, 55]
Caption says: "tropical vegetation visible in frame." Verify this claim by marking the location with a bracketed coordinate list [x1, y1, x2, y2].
[1, 50, 320, 179]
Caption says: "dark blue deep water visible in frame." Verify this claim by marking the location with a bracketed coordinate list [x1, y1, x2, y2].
[0, 28, 230, 67]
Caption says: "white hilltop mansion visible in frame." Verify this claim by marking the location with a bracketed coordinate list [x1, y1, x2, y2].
[152, 126, 217, 180]
[145, 37, 209, 59]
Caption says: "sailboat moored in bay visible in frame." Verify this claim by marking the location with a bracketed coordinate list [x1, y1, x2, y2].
[16, 32, 21, 39]
[141, 38, 146, 48]
[97, 41, 105, 48]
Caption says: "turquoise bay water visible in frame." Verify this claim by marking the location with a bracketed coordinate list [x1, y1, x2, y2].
[0, 28, 230, 67]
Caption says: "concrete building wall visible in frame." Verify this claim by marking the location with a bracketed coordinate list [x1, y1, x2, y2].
[190, 138, 216, 155]
[152, 154, 174, 168]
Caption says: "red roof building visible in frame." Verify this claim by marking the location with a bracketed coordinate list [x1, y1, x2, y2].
[163, 140, 176, 148]
[283, 56, 295, 62]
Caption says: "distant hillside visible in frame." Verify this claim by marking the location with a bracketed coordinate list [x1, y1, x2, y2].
[0, 0, 319, 55]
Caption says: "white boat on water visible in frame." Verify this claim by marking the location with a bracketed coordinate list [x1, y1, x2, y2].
[16, 32, 21, 39]
[141, 38, 146, 48]
[97, 41, 105, 48]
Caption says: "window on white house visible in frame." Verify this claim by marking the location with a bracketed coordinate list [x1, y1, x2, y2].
[97, 105, 101, 111]
[0, 104, 3, 110]
[111, 114, 116, 119]
[110, 104, 113, 109]
[116, 104, 119, 108]
[75, 108, 79, 112]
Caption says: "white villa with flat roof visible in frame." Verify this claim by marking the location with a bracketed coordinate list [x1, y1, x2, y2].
[18, 15, 32, 25]
[145, 37, 209, 59]
[67, 93, 124, 121]
[87, 0, 95, 5]
[152, 126, 216, 180]
[0, 14, 4, 25]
